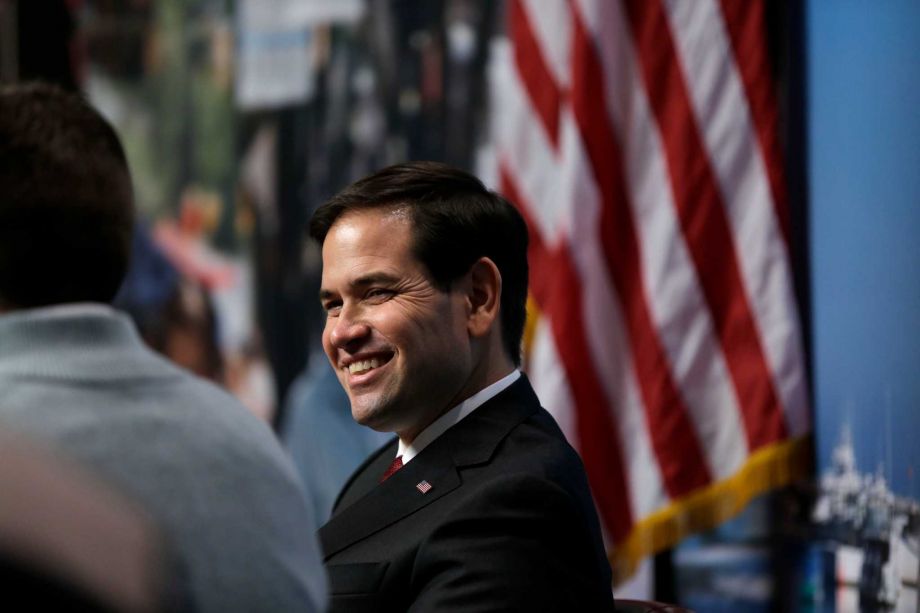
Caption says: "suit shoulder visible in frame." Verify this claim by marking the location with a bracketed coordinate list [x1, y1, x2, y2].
[498, 407, 589, 473]
[456, 471, 574, 514]
[454, 405, 601, 528]
[417, 473, 614, 609]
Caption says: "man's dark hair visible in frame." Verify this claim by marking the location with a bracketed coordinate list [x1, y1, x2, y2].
[310, 161, 530, 366]
[0, 82, 134, 308]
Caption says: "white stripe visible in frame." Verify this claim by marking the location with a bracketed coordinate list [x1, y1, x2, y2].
[663, 0, 810, 436]
[557, 109, 667, 517]
[527, 317, 578, 443]
[519, 0, 571, 91]
[488, 38, 568, 248]
[575, 0, 749, 477]
[528, 324, 619, 556]
[499, 89, 666, 518]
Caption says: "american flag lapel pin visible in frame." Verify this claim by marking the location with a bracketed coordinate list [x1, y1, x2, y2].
[416, 480, 432, 494]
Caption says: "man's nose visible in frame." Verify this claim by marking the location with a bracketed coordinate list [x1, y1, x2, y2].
[328, 306, 371, 349]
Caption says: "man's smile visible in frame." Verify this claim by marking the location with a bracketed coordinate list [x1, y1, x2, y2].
[341, 352, 395, 378]
[347, 358, 382, 375]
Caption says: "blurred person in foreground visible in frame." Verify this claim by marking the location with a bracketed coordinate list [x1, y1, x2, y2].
[312, 161, 614, 611]
[0, 428, 181, 612]
[0, 82, 326, 612]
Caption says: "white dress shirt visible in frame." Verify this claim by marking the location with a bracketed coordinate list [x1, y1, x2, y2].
[397, 369, 521, 464]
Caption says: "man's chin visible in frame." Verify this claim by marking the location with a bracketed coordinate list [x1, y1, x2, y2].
[350, 402, 388, 431]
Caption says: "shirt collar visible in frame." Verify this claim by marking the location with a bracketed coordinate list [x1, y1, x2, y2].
[397, 369, 521, 464]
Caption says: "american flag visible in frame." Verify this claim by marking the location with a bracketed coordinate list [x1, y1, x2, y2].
[488, 0, 811, 583]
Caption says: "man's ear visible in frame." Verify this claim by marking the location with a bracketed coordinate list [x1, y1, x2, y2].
[466, 257, 502, 338]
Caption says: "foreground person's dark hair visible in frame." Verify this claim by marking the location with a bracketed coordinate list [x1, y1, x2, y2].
[0, 82, 134, 308]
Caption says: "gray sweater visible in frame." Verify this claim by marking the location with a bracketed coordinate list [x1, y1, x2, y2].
[0, 305, 326, 612]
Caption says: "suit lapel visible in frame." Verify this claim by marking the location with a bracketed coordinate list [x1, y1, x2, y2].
[319, 376, 541, 560]
[333, 439, 399, 511]
[320, 439, 460, 559]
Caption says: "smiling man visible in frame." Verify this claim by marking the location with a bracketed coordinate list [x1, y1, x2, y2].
[312, 161, 615, 612]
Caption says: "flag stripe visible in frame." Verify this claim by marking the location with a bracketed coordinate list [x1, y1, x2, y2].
[662, 0, 811, 439]
[509, 0, 562, 149]
[557, 110, 668, 519]
[519, 0, 571, 90]
[576, 0, 751, 482]
[491, 38, 567, 246]
[527, 317, 579, 444]
[568, 6, 713, 497]
[622, 0, 788, 451]
[717, 0, 791, 245]
[509, 0, 713, 501]
[501, 165, 634, 542]
[499, 91, 666, 522]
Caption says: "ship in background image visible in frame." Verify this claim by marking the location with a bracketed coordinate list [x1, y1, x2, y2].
[813, 424, 920, 611]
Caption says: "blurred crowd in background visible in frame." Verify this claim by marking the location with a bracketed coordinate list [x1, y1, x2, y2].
[4, 0, 499, 429]
[2, 0, 509, 539]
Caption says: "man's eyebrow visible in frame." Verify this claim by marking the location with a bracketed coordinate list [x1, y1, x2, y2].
[352, 272, 400, 287]
[318, 272, 400, 301]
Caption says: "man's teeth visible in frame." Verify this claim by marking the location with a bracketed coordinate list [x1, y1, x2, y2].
[347, 358, 382, 375]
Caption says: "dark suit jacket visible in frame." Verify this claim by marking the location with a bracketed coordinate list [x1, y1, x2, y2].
[319, 376, 615, 612]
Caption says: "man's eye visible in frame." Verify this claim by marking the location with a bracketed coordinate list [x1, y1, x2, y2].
[365, 289, 394, 302]
[323, 302, 342, 316]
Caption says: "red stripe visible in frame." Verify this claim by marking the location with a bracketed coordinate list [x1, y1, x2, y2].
[501, 164, 633, 543]
[622, 0, 788, 449]
[567, 6, 712, 498]
[718, 0, 791, 246]
[508, 0, 562, 148]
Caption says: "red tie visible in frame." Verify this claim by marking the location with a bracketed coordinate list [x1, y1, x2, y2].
[380, 455, 404, 483]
